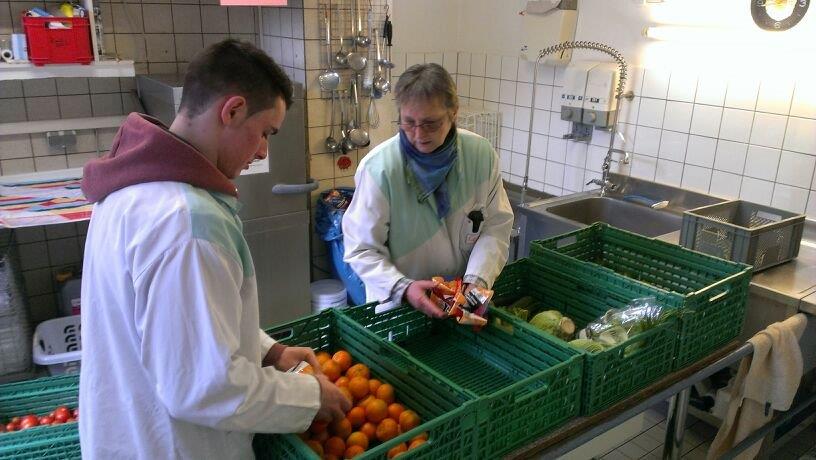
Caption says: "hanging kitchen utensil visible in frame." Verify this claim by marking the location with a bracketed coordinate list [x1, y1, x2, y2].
[339, 89, 355, 152]
[325, 90, 340, 153]
[318, 9, 341, 91]
[372, 28, 390, 95]
[354, 0, 370, 48]
[383, 7, 393, 81]
[367, 93, 380, 128]
[362, 9, 375, 89]
[349, 78, 370, 147]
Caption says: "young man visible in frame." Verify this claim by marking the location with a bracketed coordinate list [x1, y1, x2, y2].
[79, 39, 350, 459]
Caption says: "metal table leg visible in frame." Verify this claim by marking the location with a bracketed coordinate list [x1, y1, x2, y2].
[663, 388, 691, 460]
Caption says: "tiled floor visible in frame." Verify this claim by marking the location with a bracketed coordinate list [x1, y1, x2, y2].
[596, 404, 816, 460]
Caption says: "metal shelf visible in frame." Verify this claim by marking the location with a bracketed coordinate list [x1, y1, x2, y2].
[0, 60, 135, 81]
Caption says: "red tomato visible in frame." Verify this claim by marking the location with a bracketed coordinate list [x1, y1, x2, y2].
[53, 407, 70, 422]
[21, 415, 38, 426]
[5, 423, 16, 432]
[65, 418, 76, 423]
[52, 420, 64, 425]
[72, 408, 79, 419]
[10, 417, 20, 424]
[20, 420, 38, 430]
[39, 416, 54, 425]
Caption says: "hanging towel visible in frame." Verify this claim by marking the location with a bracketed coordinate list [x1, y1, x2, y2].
[707, 313, 808, 460]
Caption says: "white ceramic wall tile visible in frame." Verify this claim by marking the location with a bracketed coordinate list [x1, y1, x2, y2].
[743, 145, 781, 181]
[685, 135, 717, 168]
[529, 157, 546, 183]
[667, 72, 697, 102]
[718, 108, 754, 143]
[625, 67, 644, 96]
[714, 140, 748, 174]
[0, 135, 33, 160]
[641, 69, 670, 99]
[655, 159, 683, 186]
[512, 129, 529, 154]
[530, 133, 548, 159]
[807, 191, 816, 218]
[516, 83, 533, 108]
[776, 151, 816, 188]
[630, 154, 657, 180]
[511, 152, 527, 177]
[475, 78, 496, 103]
[514, 106, 531, 130]
[499, 80, 517, 105]
[725, 78, 759, 110]
[535, 63, 556, 85]
[618, 97, 640, 124]
[532, 109, 550, 135]
[470, 53, 486, 77]
[681, 164, 712, 193]
[453, 52, 468, 75]
[499, 104, 515, 128]
[469, 76, 485, 100]
[499, 149, 511, 172]
[533, 84, 553, 111]
[690, 105, 723, 138]
[406, 52, 424, 69]
[637, 98, 666, 128]
[500, 127, 513, 150]
[485, 55, 501, 79]
[544, 184, 562, 196]
[545, 161, 565, 187]
[563, 165, 585, 192]
[756, 78, 794, 115]
[634, 126, 661, 157]
[586, 145, 607, 170]
[549, 116, 570, 140]
[772, 184, 809, 213]
[516, 60, 533, 84]
[710, 170, 742, 199]
[425, 53, 444, 65]
[554, 66, 566, 86]
[456, 75, 471, 97]
[663, 101, 694, 133]
[740, 176, 774, 205]
[790, 79, 816, 119]
[309, 153, 335, 180]
[548, 137, 567, 163]
[658, 131, 688, 162]
[783, 117, 816, 154]
[501, 56, 518, 81]
[565, 141, 588, 168]
[695, 75, 727, 106]
[749, 112, 787, 149]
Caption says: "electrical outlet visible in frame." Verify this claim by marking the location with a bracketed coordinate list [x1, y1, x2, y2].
[46, 130, 77, 151]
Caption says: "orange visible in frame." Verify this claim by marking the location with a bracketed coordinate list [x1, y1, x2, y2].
[398, 410, 420, 433]
[332, 350, 353, 372]
[313, 430, 330, 443]
[344, 445, 365, 459]
[322, 360, 342, 382]
[356, 395, 375, 409]
[365, 399, 388, 423]
[359, 422, 376, 442]
[408, 438, 426, 450]
[324, 436, 346, 458]
[346, 407, 366, 428]
[387, 442, 408, 459]
[300, 365, 315, 375]
[387, 403, 405, 421]
[410, 432, 429, 443]
[348, 377, 370, 400]
[368, 379, 382, 395]
[376, 418, 399, 442]
[339, 387, 354, 403]
[375, 384, 395, 404]
[346, 431, 369, 450]
[346, 363, 370, 379]
[316, 351, 331, 365]
[309, 420, 328, 434]
[306, 439, 323, 456]
[335, 376, 350, 388]
[331, 418, 352, 440]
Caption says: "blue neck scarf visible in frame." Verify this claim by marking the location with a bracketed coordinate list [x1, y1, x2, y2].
[400, 127, 458, 219]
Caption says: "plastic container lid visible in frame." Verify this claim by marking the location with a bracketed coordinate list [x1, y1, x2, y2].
[310, 279, 347, 311]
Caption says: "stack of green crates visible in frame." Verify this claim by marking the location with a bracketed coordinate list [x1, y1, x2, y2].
[531, 223, 752, 368]
[0, 374, 80, 459]
[337, 303, 583, 458]
[491, 257, 679, 415]
[254, 308, 478, 459]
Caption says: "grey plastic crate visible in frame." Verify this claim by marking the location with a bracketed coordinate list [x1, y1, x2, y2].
[680, 200, 805, 272]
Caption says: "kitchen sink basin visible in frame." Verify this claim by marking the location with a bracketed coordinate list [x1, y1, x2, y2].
[546, 196, 683, 237]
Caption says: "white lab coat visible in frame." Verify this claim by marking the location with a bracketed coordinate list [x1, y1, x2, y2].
[79, 181, 320, 460]
[343, 129, 514, 310]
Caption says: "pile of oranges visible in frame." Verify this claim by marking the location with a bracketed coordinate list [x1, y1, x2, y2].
[300, 350, 428, 459]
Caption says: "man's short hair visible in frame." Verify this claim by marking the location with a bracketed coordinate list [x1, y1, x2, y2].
[179, 39, 294, 118]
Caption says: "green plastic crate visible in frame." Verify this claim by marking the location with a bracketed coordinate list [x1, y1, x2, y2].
[0, 375, 80, 459]
[530, 223, 752, 368]
[338, 303, 583, 458]
[254, 308, 477, 459]
[491, 258, 678, 415]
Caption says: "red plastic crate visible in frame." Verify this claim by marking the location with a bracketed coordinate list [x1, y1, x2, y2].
[22, 16, 93, 66]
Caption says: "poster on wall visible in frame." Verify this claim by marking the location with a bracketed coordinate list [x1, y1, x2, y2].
[220, 0, 286, 5]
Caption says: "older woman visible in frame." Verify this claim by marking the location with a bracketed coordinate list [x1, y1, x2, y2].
[342, 63, 514, 317]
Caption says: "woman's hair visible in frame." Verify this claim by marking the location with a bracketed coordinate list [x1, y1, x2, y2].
[179, 39, 293, 118]
[394, 63, 459, 112]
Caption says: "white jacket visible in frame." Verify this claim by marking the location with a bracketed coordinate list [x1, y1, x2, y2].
[79, 181, 320, 459]
[343, 129, 514, 310]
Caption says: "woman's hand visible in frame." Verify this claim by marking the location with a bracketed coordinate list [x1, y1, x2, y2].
[404, 280, 447, 318]
[265, 345, 323, 373]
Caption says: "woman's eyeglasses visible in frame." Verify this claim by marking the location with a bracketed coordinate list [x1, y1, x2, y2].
[399, 117, 447, 133]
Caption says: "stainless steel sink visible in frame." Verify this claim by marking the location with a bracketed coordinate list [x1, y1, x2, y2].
[546, 196, 682, 237]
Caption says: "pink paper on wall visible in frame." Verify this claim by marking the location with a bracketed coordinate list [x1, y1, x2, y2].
[220, 0, 286, 5]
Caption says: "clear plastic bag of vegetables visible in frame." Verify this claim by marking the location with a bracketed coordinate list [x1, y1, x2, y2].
[572, 297, 672, 354]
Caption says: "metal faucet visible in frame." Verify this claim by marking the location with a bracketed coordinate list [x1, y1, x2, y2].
[519, 41, 631, 206]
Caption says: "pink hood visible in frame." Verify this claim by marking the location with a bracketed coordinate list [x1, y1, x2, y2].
[82, 113, 237, 203]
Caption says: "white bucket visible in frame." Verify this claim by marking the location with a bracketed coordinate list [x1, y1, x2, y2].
[310, 279, 347, 313]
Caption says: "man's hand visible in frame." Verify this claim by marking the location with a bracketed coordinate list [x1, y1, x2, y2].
[404, 280, 447, 318]
[274, 346, 322, 373]
[313, 373, 352, 422]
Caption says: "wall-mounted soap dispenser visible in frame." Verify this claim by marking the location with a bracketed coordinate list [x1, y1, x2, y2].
[559, 61, 621, 142]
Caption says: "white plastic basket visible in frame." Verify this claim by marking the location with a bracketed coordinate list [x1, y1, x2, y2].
[32, 315, 81, 375]
[457, 106, 500, 151]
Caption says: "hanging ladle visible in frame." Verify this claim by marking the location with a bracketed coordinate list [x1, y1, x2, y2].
[325, 90, 340, 153]
[318, 10, 340, 91]
[339, 90, 355, 152]
[354, 0, 370, 48]
[348, 78, 370, 147]
[372, 28, 390, 94]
